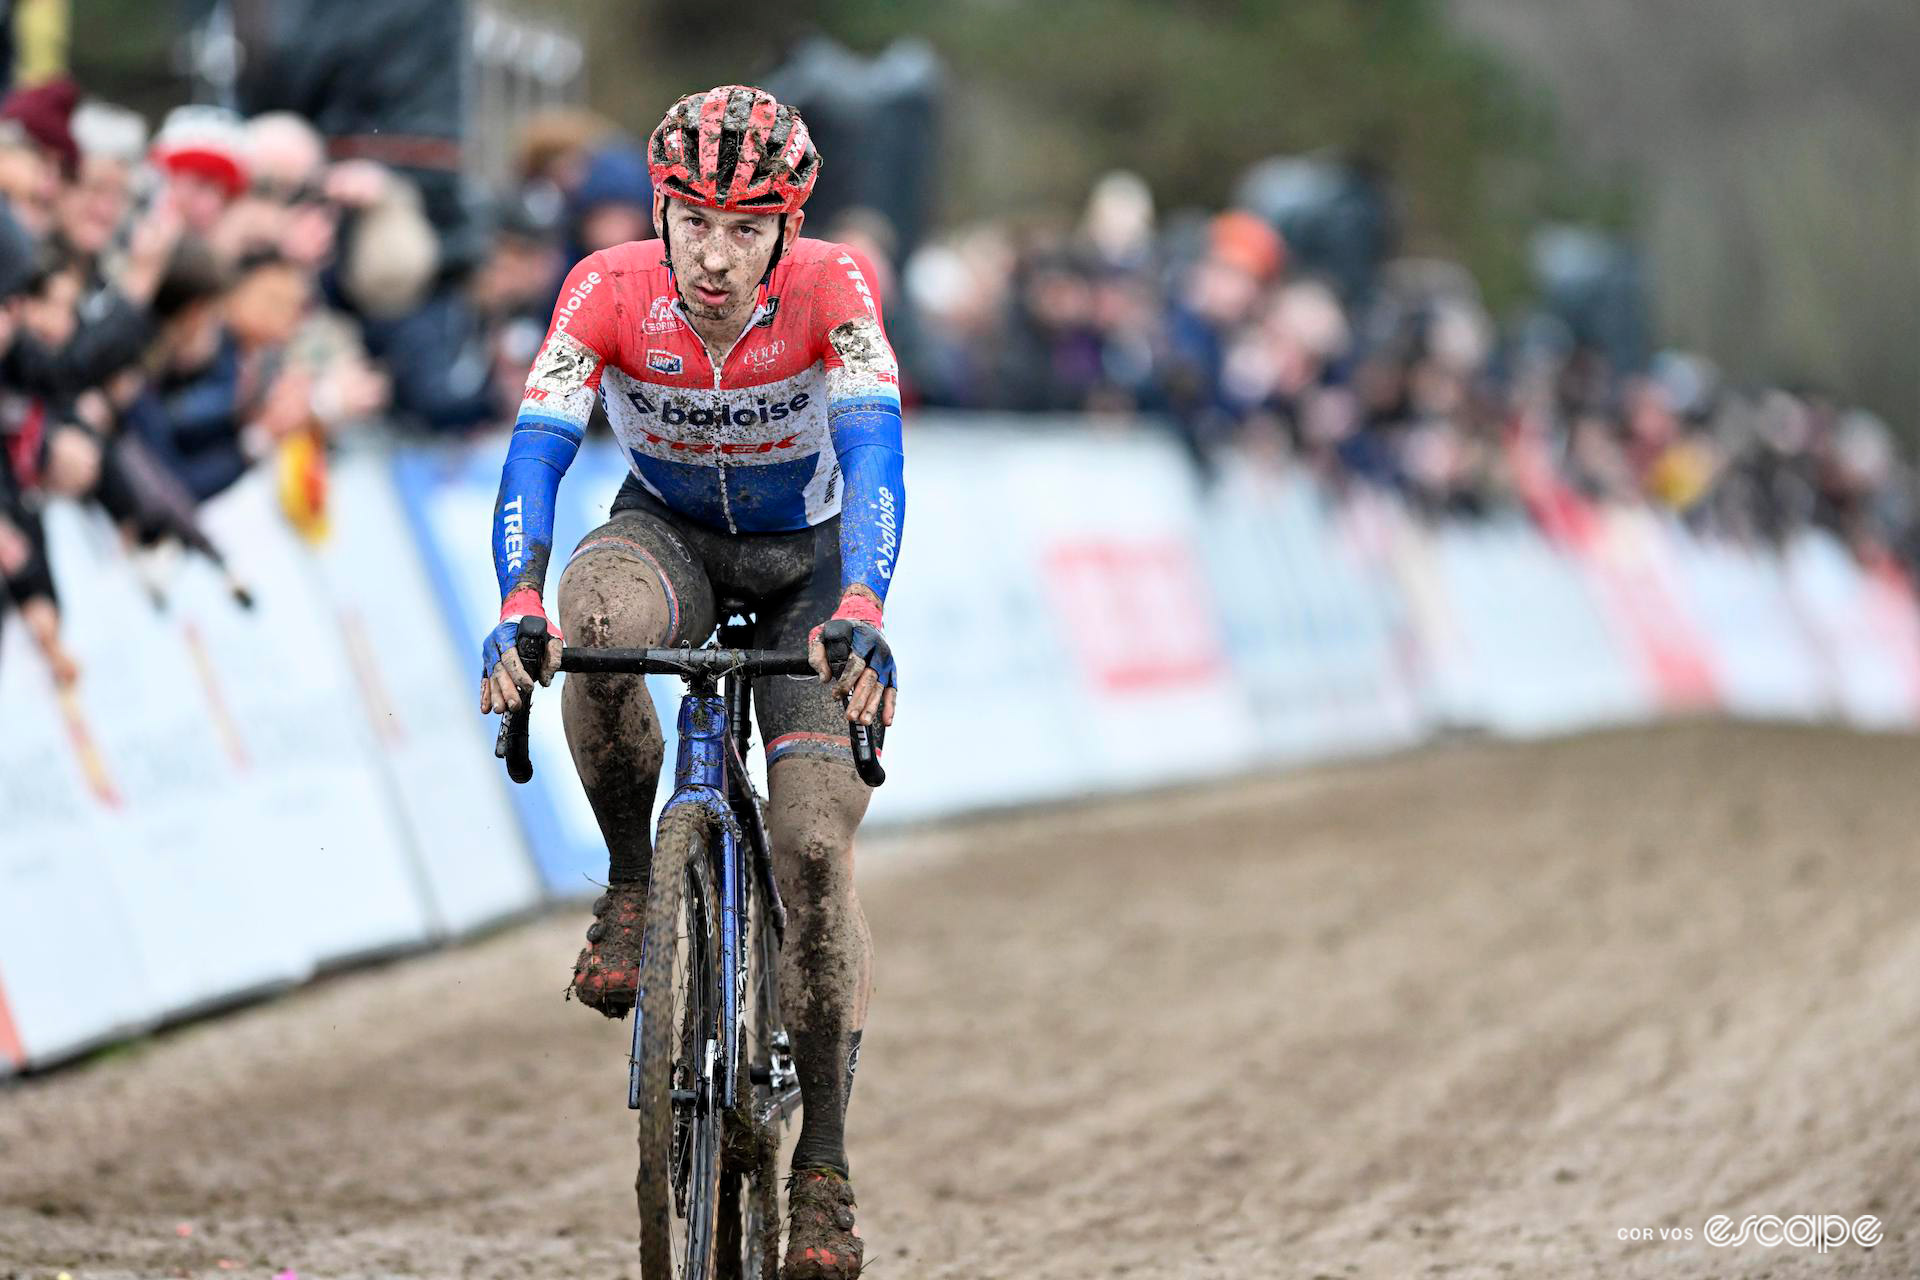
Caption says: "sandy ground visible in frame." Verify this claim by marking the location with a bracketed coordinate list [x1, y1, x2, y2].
[4, 722, 1920, 1279]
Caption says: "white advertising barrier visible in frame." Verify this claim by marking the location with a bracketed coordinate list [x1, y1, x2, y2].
[311, 449, 541, 935]
[1575, 508, 1720, 714]
[997, 425, 1262, 789]
[1201, 459, 1423, 761]
[1782, 530, 1920, 730]
[27, 497, 319, 1025]
[0, 619, 158, 1074]
[1663, 531, 1831, 722]
[171, 470, 434, 967]
[867, 425, 1098, 822]
[1426, 519, 1653, 736]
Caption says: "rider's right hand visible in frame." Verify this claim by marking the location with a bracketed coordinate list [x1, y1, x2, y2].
[480, 587, 566, 714]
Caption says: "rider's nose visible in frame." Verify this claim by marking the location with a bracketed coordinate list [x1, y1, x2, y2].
[702, 244, 731, 278]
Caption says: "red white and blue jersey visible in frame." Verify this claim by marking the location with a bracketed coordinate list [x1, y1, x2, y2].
[492, 236, 905, 607]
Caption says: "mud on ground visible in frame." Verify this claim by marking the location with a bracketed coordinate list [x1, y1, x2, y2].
[4, 723, 1919, 1278]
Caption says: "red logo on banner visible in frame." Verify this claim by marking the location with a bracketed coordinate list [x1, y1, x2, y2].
[1043, 539, 1225, 692]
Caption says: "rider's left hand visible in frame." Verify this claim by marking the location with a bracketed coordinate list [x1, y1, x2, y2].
[808, 590, 897, 728]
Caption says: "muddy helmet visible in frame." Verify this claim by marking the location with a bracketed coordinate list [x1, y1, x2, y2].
[646, 84, 820, 215]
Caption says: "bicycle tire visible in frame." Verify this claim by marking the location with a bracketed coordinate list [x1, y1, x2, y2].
[722, 870, 786, 1280]
[636, 805, 724, 1280]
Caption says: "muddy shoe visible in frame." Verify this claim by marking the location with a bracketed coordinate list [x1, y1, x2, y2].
[782, 1168, 863, 1279]
[568, 883, 645, 1017]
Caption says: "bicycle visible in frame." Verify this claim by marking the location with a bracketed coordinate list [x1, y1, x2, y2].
[494, 605, 884, 1279]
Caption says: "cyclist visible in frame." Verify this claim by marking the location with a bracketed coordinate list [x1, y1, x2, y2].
[479, 85, 899, 1279]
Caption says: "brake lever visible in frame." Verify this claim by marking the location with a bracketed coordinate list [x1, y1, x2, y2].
[495, 615, 548, 784]
[822, 628, 886, 788]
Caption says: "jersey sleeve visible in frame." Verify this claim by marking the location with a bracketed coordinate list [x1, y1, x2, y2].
[817, 245, 906, 605]
[491, 253, 618, 603]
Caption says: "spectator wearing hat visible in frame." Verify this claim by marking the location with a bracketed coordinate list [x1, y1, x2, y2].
[150, 105, 249, 240]
[568, 141, 653, 258]
[0, 75, 77, 235]
[1162, 210, 1288, 463]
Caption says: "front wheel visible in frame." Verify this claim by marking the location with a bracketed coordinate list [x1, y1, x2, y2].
[636, 805, 723, 1279]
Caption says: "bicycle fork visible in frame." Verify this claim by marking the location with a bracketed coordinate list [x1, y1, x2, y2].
[630, 691, 744, 1114]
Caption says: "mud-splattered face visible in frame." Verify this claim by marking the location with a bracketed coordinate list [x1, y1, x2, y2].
[659, 197, 801, 339]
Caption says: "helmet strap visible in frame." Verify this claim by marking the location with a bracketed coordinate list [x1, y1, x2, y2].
[759, 214, 788, 287]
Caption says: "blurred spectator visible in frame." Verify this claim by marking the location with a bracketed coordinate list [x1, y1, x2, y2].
[61, 100, 144, 270]
[150, 105, 249, 239]
[0, 76, 77, 235]
[367, 187, 561, 434]
[515, 107, 615, 204]
[568, 142, 652, 257]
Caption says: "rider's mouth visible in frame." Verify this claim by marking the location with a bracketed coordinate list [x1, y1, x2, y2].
[691, 282, 730, 308]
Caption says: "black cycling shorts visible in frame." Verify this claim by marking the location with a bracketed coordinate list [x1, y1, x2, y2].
[565, 472, 852, 768]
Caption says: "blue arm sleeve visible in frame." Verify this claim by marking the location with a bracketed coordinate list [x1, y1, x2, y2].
[492, 417, 583, 602]
[829, 397, 905, 604]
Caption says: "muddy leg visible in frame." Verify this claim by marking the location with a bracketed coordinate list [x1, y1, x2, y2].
[766, 755, 874, 1177]
[556, 548, 676, 883]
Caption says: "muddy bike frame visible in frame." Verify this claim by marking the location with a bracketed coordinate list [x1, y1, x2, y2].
[493, 609, 883, 1114]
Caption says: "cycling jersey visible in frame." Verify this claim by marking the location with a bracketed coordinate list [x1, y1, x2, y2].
[491, 236, 905, 611]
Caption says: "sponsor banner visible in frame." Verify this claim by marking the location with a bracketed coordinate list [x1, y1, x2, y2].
[1783, 531, 1920, 729]
[1664, 531, 1830, 722]
[0, 619, 159, 1071]
[1202, 459, 1424, 760]
[864, 425, 1093, 822]
[171, 471, 435, 970]
[311, 450, 543, 935]
[1429, 519, 1653, 735]
[33, 496, 323, 1021]
[997, 426, 1261, 788]
[1576, 508, 1719, 713]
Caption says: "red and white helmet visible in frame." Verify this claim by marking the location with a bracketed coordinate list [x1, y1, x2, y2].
[647, 85, 820, 215]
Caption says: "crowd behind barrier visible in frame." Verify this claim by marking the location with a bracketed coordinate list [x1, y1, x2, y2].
[6, 418, 1920, 1075]
[2, 75, 1919, 1072]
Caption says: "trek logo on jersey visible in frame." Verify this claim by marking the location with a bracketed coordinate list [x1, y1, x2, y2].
[646, 349, 683, 376]
[630, 429, 804, 456]
[553, 271, 602, 334]
[501, 495, 526, 572]
[644, 295, 679, 334]
[624, 387, 812, 430]
[837, 254, 876, 318]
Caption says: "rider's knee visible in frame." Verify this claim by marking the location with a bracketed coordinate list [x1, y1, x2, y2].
[766, 756, 868, 900]
[558, 548, 675, 649]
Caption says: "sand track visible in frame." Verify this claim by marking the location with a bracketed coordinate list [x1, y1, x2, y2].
[4, 723, 1919, 1278]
